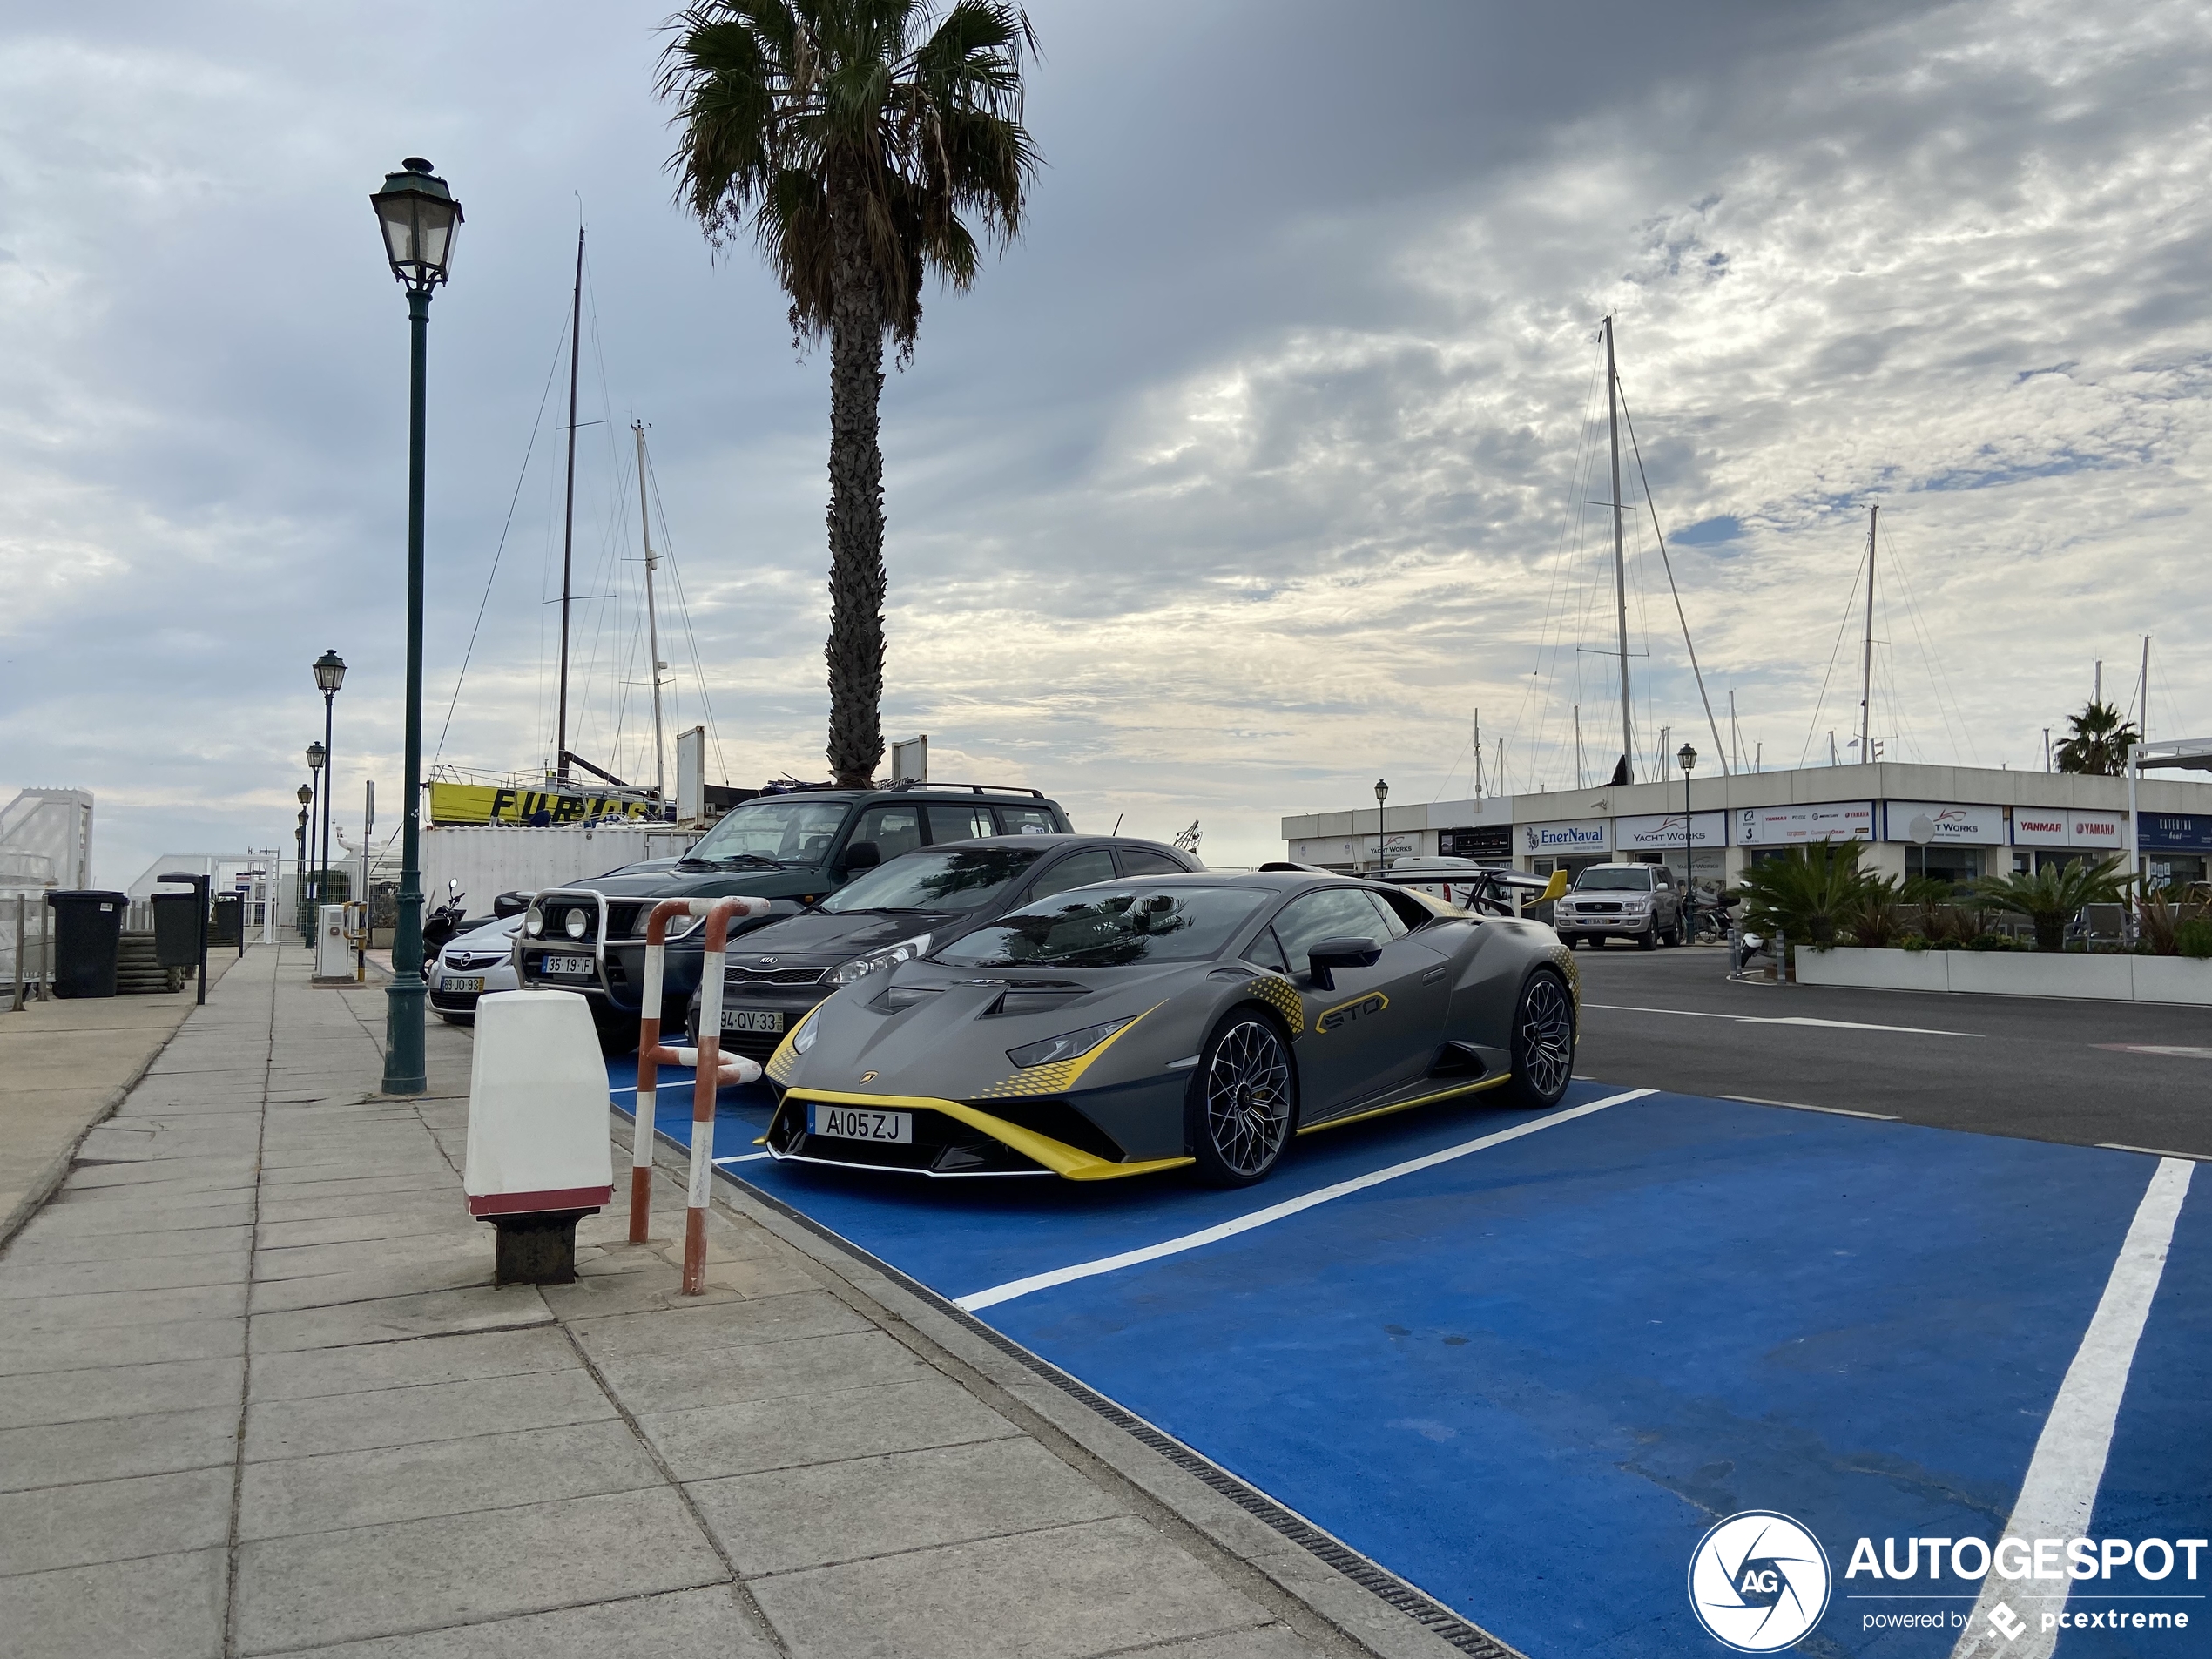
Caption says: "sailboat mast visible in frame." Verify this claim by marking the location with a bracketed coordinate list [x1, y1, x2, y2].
[1859, 504, 1878, 766]
[633, 420, 668, 806]
[1574, 705, 1584, 789]
[1605, 317, 1633, 782]
[2139, 634, 2150, 745]
[556, 226, 583, 788]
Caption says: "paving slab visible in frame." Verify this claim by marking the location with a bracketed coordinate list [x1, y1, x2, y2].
[245, 1366, 615, 1461]
[10, 1279, 246, 1332]
[591, 1329, 931, 1416]
[0, 1462, 233, 1575]
[249, 1284, 550, 1354]
[0, 1405, 239, 1492]
[233, 1487, 727, 1656]
[0, 1314, 246, 1377]
[249, 1585, 775, 1659]
[637, 1373, 1020, 1481]
[246, 1255, 490, 1315]
[0, 1249, 250, 1299]
[1, 1220, 250, 1265]
[239, 1419, 662, 1539]
[0, 1544, 226, 1659]
[747, 1515, 1265, 1659]
[249, 1324, 578, 1403]
[0, 1353, 244, 1429]
[568, 1288, 873, 1360]
[691, 1436, 1127, 1575]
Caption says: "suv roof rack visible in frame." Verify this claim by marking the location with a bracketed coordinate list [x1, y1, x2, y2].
[878, 780, 1048, 799]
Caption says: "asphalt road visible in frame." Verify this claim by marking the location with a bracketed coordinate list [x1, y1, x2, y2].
[1573, 942, 2212, 1159]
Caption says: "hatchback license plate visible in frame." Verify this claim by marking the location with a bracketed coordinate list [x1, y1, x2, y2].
[542, 954, 596, 977]
[809, 1105, 912, 1143]
[722, 1008, 783, 1034]
[442, 975, 486, 994]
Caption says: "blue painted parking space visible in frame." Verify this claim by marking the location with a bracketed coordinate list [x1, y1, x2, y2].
[605, 1062, 2209, 1656]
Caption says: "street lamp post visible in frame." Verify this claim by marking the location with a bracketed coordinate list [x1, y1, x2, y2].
[1372, 779, 1390, 874]
[294, 786, 312, 941]
[370, 158, 462, 1096]
[304, 741, 326, 945]
[314, 651, 347, 919]
[1676, 742, 1697, 944]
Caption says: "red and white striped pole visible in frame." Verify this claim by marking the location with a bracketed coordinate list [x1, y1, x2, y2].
[628, 897, 768, 1287]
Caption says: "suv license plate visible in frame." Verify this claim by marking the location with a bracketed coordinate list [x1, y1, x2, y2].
[442, 974, 486, 994]
[809, 1105, 912, 1144]
[723, 1008, 784, 1034]
[542, 954, 596, 977]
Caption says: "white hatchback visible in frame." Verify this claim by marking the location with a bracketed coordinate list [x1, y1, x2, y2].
[428, 914, 523, 1024]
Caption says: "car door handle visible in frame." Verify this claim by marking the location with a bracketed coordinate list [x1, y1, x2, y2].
[1421, 966, 1447, 983]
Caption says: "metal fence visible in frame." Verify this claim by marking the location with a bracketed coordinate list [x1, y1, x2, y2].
[3, 892, 54, 1006]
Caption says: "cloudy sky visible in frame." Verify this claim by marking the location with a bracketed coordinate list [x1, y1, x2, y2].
[4, 0, 2209, 885]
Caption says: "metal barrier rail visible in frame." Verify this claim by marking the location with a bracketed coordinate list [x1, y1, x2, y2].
[629, 896, 772, 1291]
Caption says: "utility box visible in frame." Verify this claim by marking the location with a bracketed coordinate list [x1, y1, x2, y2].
[314, 904, 351, 981]
[463, 989, 613, 1283]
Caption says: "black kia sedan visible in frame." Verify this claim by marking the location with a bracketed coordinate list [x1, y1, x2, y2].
[685, 834, 1199, 1062]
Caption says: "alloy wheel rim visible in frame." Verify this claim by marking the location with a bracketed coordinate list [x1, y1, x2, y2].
[1518, 977, 1574, 1097]
[1205, 1021, 1291, 1176]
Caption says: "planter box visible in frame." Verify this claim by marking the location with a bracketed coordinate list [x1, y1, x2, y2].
[1796, 948, 1950, 994]
[1795, 945, 2212, 1005]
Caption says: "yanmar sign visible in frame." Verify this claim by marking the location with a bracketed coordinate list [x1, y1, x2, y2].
[2013, 809, 2126, 849]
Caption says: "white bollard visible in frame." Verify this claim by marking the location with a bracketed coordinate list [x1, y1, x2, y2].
[464, 989, 614, 1283]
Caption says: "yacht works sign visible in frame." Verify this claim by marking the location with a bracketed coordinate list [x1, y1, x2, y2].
[427, 783, 659, 826]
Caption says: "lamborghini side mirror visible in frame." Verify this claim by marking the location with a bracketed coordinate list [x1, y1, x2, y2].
[1305, 935, 1380, 991]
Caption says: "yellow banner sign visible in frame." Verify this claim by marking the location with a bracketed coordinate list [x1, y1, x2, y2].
[428, 782, 660, 827]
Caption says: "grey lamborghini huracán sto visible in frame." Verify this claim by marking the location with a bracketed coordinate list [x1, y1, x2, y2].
[761, 869, 1580, 1186]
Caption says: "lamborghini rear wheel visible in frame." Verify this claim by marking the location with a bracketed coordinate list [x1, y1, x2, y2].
[1501, 969, 1575, 1109]
[1189, 1013, 1297, 1186]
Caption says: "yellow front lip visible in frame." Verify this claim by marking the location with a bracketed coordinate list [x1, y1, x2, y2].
[783, 1088, 1193, 1182]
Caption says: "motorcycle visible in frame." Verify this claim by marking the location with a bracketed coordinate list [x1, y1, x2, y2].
[421, 880, 469, 954]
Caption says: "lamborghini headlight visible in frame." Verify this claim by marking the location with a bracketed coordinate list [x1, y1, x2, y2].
[826, 934, 931, 986]
[1008, 1017, 1134, 1070]
[792, 1010, 821, 1055]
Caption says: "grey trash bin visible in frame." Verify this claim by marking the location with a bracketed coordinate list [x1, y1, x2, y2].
[151, 891, 203, 969]
[47, 890, 128, 999]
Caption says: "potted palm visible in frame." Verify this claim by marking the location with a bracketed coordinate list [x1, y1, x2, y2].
[1971, 857, 2134, 953]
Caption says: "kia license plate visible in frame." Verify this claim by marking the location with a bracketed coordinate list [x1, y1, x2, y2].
[442, 975, 486, 994]
[542, 954, 596, 977]
[808, 1104, 912, 1143]
[722, 1008, 783, 1034]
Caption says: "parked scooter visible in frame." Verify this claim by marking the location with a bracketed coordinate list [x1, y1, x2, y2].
[421, 880, 469, 954]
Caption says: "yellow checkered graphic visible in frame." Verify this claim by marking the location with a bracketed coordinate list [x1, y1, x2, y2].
[1545, 943, 1581, 1013]
[1244, 974, 1305, 1035]
[764, 1021, 804, 1084]
[972, 1058, 1084, 1100]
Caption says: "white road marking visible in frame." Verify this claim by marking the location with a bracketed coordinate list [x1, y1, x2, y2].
[1585, 1002, 1979, 1038]
[713, 1152, 772, 1165]
[2099, 1143, 2211, 1163]
[2096, 1043, 2212, 1060]
[1722, 1095, 1900, 1122]
[1948, 1157, 2195, 1659]
[954, 1087, 1656, 1312]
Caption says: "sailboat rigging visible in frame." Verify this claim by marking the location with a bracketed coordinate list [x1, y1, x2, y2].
[557, 226, 583, 789]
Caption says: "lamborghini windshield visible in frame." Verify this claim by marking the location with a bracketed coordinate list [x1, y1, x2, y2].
[819, 846, 1045, 914]
[936, 885, 1268, 968]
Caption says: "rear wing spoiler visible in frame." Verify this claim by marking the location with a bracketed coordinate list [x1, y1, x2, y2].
[1372, 866, 1568, 915]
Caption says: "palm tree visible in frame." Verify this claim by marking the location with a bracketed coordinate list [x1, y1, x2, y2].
[2054, 699, 2140, 776]
[1973, 855, 2134, 951]
[1736, 840, 1870, 948]
[660, 0, 1038, 786]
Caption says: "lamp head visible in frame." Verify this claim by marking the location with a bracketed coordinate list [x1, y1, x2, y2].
[296, 784, 314, 806]
[370, 158, 462, 292]
[314, 648, 347, 694]
[1677, 743, 1697, 773]
[306, 741, 326, 772]
[1374, 778, 1389, 806]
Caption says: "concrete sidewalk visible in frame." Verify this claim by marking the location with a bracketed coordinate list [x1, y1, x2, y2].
[0, 943, 1423, 1659]
[1, 948, 240, 1242]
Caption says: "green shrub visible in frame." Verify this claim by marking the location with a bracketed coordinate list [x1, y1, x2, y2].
[1966, 932, 2019, 952]
[2177, 919, 2212, 961]
[1899, 933, 1929, 953]
[1972, 857, 2134, 952]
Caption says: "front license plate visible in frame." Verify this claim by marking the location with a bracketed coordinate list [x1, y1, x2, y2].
[722, 1008, 784, 1034]
[442, 975, 486, 994]
[808, 1104, 912, 1143]
[541, 954, 596, 977]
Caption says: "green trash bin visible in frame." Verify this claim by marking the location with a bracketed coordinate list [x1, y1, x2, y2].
[151, 891, 203, 970]
[47, 890, 128, 999]
[210, 892, 243, 948]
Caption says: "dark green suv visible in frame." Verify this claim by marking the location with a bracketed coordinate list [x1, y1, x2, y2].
[516, 784, 1073, 1042]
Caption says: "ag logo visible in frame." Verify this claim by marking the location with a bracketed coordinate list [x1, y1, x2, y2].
[1687, 1511, 1830, 1652]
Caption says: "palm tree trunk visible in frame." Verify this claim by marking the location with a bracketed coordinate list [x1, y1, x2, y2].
[824, 168, 887, 790]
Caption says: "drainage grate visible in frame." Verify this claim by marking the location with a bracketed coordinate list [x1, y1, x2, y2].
[713, 1162, 1527, 1659]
